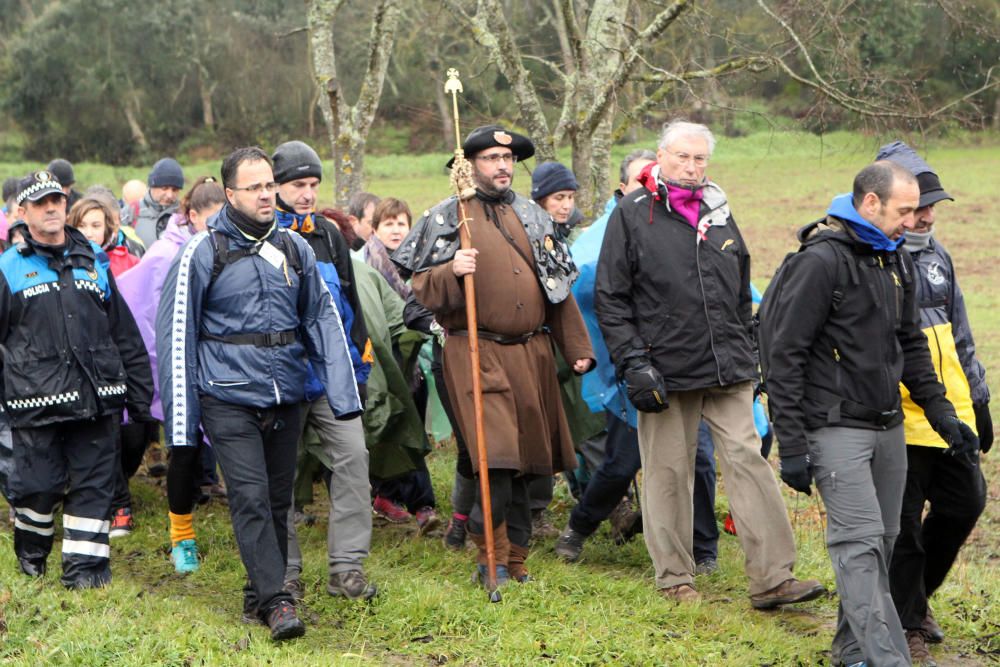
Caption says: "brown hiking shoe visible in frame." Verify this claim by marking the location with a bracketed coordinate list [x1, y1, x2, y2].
[608, 498, 642, 545]
[749, 578, 826, 609]
[531, 509, 559, 539]
[921, 609, 944, 643]
[906, 629, 938, 667]
[659, 584, 701, 603]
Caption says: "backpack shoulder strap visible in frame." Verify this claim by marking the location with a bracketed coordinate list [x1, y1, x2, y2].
[210, 230, 229, 283]
[278, 230, 304, 278]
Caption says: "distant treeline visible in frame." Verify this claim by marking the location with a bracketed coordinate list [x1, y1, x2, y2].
[1, 0, 997, 165]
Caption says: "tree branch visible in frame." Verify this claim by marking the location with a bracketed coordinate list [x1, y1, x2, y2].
[612, 55, 770, 142]
[579, 0, 692, 136]
[352, 0, 401, 137]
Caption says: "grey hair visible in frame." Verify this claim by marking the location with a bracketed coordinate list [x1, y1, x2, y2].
[658, 120, 716, 155]
[619, 149, 657, 185]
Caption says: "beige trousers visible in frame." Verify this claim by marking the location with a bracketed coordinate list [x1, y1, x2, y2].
[637, 381, 796, 595]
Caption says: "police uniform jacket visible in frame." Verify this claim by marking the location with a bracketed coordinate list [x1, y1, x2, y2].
[0, 226, 153, 427]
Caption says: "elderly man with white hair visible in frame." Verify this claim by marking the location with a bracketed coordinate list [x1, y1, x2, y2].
[595, 120, 824, 607]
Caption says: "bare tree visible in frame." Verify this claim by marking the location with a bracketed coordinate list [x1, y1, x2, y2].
[440, 0, 998, 219]
[309, 0, 401, 206]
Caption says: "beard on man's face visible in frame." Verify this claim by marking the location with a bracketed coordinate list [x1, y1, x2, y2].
[473, 165, 513, 196]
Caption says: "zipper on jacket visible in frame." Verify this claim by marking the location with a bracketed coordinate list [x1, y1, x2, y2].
[695, 236, 724, 386]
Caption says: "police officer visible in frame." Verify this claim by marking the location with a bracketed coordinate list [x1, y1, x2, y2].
[0, 170, 153, 589]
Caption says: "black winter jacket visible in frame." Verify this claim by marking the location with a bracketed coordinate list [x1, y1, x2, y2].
[0, 226, 153, 427]
[762, 217, 954, 458]
[595, 179, 756, 390]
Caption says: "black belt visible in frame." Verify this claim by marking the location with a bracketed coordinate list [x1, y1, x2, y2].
[448, 327, 545, 346]
[201, 330, 297, 347]
[807, 386, 900, 428]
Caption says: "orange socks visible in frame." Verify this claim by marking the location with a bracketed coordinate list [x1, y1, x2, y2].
[169, 512, 195, 546]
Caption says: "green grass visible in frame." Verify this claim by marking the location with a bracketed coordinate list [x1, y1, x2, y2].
[2, 131, 1000, 665]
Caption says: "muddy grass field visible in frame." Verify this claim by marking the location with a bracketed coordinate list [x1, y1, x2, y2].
[0, 131, 998, 665]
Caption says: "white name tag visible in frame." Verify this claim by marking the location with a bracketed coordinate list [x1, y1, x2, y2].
[258, 241, 286, 271]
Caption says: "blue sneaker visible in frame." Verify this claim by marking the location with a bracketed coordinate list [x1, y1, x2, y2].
[171, 539, 199, 573]
[846, 662, 866, 667]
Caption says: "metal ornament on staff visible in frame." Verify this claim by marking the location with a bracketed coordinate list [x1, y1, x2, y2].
[444, 67, 501, 601]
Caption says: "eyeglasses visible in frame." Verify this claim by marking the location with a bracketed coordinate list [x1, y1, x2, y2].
[665, 150, 709, 167]
[231, 181, 279, 194]
[476, 153, 517, 164]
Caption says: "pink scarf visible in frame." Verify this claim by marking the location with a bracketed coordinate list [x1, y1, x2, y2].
[666, 184, 703, 228]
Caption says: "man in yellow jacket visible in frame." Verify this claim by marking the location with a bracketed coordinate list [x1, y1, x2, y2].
[879, 142, 992, 667]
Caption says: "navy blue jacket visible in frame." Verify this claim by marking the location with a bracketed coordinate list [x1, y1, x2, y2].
[0, 226, 153, 427]
[156, 206, 362, 447]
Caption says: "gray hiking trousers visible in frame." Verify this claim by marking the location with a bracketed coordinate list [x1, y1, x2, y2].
[807, 425, 911, 667]
[286, 399, 371, 579]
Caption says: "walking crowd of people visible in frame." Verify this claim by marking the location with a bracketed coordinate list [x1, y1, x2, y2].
[0, 120, 992, 665]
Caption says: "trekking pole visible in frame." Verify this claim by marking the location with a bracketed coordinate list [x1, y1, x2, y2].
[444, 68, 500, 603]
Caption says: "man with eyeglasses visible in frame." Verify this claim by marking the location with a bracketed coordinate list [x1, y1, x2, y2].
[157, 146, 362, 640]
[393, 124, 593, 587]
[595, 120, 824, 607]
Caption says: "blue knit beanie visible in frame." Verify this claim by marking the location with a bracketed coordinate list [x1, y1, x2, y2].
[148, 158, 185, 189]
[531, 162, 578, 202]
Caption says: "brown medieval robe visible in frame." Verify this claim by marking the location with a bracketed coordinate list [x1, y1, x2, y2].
[412, 196, 593, 477]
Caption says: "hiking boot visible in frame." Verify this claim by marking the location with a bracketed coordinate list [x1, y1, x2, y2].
[415, 506, 441, 535]
[660, 583, 701, 602]
[203, 482, 227, 500]
[554, 527, 586, 562]
[242, 596, 263, 625]
[265, 601, 305, 641]
[443, 515, 468, 550]
[750, 577, 826, 610]
[327, 569, 377, 600]
[292, 510, 317, 527]
[508, 543, 531, 583]
[170, 539, 199, 574]
[109, 507, 134, 538]
[144, 444, 168, 478]
[372, 496, 412, 524]
[906, 629, 938, 667]
[608, 498, 642, 545]
[921, 609, 944, 643]
[723, 511, 737, 536]
[472, 564, 510, 590]
[531, 509, 559, 539]
[18, 557, 46, 578]
[695, 558, 719, 576]
[284, 578, 305, 602]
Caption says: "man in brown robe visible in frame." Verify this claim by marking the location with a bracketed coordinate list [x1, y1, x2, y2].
[405, 125, 593, 586]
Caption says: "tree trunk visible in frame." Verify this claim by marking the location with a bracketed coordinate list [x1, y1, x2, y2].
[309, 0, 399, 207]
[123, 94, 149, 152]
[197, 64, 216, 131]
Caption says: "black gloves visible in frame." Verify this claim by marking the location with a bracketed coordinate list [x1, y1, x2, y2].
[932, 415, 980, 459]
[974, 402, 993, 454]
[622, 356, 668, 413]
[779, 453, 812, 495]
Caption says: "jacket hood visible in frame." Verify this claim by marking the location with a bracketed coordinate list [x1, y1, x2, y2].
[825, 193, 900, 252]
[161, 213, 195, 247]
